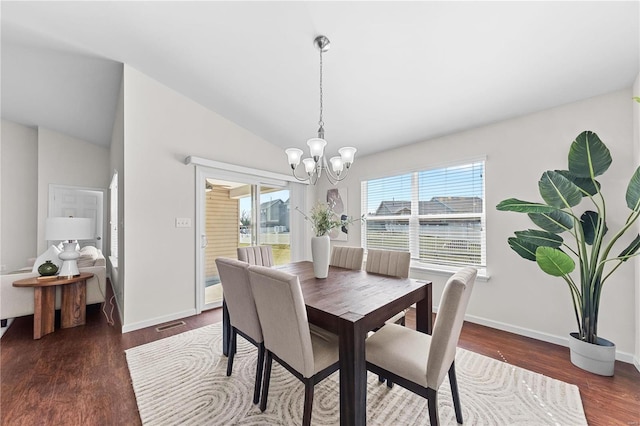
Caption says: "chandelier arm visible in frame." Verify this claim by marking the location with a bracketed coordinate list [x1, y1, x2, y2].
[290, 165, 315, 182]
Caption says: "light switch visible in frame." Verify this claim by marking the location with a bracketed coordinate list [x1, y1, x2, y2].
[175, 218, 191, 228]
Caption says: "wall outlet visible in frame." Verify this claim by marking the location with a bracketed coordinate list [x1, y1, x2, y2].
[175, 218, 191, 228]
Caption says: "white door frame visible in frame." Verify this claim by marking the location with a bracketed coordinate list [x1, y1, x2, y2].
[194, 165, 293, 314]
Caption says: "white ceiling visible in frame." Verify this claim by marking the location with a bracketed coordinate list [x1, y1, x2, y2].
[2, 2, 639, 158]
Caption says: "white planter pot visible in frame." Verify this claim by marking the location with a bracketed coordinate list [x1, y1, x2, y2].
[568, 332, 616, 376]
[311, 235, 330, 279]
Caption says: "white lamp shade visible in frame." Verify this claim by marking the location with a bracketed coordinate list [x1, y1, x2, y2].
[329, 156, 344, 173]
[302, 158, 316, 174]
[45, 217, 93, 241]
[338, 147, 357, 165]
[307, 138, 327, 158]
[285, 148, 303, 167]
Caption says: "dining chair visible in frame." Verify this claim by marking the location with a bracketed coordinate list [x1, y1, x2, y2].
[237, 245, 274, 267]
[365, 267, 478, 426]
[329, 245, 364, 270]
[365, 248, 411, 325]
[247, 265, 340, 426]
[215, 257, 265, 405]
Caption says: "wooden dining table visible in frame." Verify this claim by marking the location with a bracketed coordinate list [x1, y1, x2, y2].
[222, 261, 433, 426]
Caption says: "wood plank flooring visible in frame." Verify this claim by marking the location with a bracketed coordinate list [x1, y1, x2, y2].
[1, 286, 638, 425]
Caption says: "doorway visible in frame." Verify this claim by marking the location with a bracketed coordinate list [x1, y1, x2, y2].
[197, 172, 291, 312]
[48, 184, 105, 251]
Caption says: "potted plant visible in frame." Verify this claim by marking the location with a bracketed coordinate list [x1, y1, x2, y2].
[296, 201, 362, 278]
[496, 114, 640, 376]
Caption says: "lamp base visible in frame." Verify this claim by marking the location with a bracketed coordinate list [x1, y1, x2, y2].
[58, 242, 80, 278]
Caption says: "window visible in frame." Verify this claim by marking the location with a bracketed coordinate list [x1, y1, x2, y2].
[361, 160, 485, 269]
[109, 172, 118, 264]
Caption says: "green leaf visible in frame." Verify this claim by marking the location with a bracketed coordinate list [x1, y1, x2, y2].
[555, 170, 600, 196]
[538, 170, 583, 208]
[625, 166, 640, 211]
[528, 210, 574, 233]
[508, 237, 538, 261]
[568, 131, 612, 178]
[536, 246, 575, 277]
[514, 229, 563, 248]
[496, 198, 557, 213]
[618, 234, 640, 261]
[580, 211, 607, 245]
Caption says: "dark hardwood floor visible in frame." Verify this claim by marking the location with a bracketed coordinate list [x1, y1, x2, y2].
[1, 285, 638, 425]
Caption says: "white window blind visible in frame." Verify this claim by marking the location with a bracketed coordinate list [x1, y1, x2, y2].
[361, 160, 486, 269]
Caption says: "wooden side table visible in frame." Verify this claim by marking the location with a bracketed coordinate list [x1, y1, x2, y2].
[13, 272, 94, 339]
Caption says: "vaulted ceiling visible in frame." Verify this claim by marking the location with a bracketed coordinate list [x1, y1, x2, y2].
[2, 2, 638, 157]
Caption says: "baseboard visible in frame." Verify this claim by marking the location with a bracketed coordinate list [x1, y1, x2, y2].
[122, 308, 197, 333]
[463, 313, 637, 365]
[634, 356, 640, 373]
[0, 318, 14, 339]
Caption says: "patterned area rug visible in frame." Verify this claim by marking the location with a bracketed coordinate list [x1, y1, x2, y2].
[125, 323, 586, 425]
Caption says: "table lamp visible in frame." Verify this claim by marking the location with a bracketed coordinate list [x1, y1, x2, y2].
[45, 217, 93, 278]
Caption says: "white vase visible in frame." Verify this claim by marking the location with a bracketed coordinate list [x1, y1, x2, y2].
[311, 235, 330, 278]
[568, 332, 616, 376]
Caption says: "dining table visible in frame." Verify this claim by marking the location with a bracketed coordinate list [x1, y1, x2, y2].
[222, 260, 433, 426]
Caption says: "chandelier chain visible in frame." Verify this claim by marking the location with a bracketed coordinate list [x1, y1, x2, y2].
[318, 48, 324, 128]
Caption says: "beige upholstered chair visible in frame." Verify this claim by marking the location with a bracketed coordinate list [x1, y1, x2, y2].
[365, 248, 411, 278]
[237, 245, 274, 267]
[215, 257, 265, 405]
[330, 246, 364, 270]
[365, 267, 478, 426]
[247, 265, 340, 426]
[365, 249, 411, 326]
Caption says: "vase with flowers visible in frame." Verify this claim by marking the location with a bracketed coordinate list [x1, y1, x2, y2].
[297, 201, 363, 278]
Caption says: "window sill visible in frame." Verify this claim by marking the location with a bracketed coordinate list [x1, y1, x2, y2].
[410, 262, 490, 282]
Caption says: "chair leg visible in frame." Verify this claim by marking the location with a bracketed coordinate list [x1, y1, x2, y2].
[386, 379, 394, 388]
[427, 387, 439, 426]
[378, 375, 385, 383]
[260, 351, 273, 412]
[253, 343, 265, 405]
[226, 328, 237, 376]
[448, 361, 463, 424]
[302, 380, 314, 426]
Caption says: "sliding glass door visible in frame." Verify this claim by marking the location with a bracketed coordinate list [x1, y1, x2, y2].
[196, 170, 292, 312]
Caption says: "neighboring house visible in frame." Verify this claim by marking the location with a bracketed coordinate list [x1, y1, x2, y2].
[374, 196, 483, 216]
[260, 198, 290, 232]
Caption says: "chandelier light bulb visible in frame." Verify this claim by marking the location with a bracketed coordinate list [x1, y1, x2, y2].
[286, 148, 303, 167]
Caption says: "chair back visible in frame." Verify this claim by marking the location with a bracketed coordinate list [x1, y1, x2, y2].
[237, 246, 274, 267]
[426, 267, 477, 389]
[215, 257, 262, 343]
[248, 265, 315, 378]
[330, 246, 364, 270]
[365, 249, 411, 278]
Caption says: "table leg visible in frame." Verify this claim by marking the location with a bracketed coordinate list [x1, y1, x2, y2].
[61, 280, 87, 328]
[415, 284, 433, 334]
[222, 299, 230, 356]
[338, 314, 366, 426]
[33, 286, 55, 339]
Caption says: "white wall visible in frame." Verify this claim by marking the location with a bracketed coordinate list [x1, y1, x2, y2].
[0, 120, 38, 272]
[120, 65, 293, 331]
[317, 89, 637, 360]
[36, 127, 110, 253]
[633, 73, 640, 369]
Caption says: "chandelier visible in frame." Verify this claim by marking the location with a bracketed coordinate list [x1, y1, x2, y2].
[285, 35, 357, 185]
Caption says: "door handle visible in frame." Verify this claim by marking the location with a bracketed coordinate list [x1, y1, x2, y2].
[201, 234, 208, 248]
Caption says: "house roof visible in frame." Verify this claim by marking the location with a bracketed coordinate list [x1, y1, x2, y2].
[375, 197, 483, 216]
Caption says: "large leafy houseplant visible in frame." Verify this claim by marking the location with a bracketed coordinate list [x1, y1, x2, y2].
[497, 126, 640, 345]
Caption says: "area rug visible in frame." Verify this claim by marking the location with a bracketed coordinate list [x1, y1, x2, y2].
[125, 323, 587, 425]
